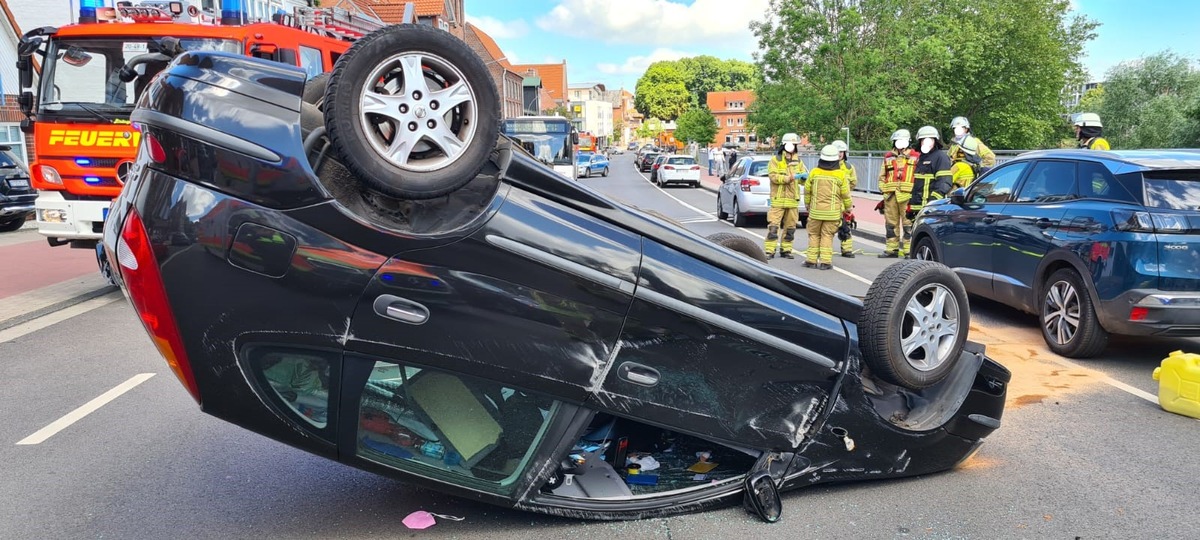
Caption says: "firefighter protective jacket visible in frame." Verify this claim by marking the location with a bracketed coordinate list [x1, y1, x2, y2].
[879, 148, 919, 203]
[911, 149, 952, 208]
[804, 166, 853, 221]
[767, 152, 807, 209]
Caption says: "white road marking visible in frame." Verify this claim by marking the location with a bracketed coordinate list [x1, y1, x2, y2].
[0, 292, 122, 344]
[16, 373, 156, 445]
[635, 169, 714, 219]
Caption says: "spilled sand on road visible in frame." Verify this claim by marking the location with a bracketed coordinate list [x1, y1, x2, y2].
[967, 321, 1103, 409]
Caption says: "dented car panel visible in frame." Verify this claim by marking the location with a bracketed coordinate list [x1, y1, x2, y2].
[102, 52, 1010, 521]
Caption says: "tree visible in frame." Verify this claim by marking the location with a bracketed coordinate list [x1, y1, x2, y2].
[674, 108, 719, 145]
[636, 117, 664, 141]
[749, 0, 1096, 149]
[1096, 52, 1200, 148]
[634, 63, 691, 120]
[612, 118, 626, 144]
[542, 104, 574, 119]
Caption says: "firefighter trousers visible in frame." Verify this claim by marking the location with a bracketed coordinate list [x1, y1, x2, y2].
[765, 206, 798, 256]
[806, 219, 839, 264]
[882, 194, 908, 255]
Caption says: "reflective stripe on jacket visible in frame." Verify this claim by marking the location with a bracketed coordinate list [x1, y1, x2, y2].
[911, 149, 952, 208]
[804, 166, 852, 221]
[950, 161, 975, 188]
[1083, 137, 1111, 151]
[879, 149, 918, 202]
[767, 153, 806, 209]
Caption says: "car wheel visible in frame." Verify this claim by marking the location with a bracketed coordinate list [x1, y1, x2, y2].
[1040, 268, 1108, 358]
[302, 72, 330, 111]
[716, 193, 729, 220]
[706, 232, 768, 263]
[95, 244, 117, 287]
[859, 260, 969, 389]
[324, 24, 499, 199]
[0, 218, 24, 233]
[602, 167, 608, 177]
[913, 236, 937, 261]
[732, 199, 747, 227]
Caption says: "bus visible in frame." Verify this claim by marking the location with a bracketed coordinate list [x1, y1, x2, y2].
[500, 116, 578, 179]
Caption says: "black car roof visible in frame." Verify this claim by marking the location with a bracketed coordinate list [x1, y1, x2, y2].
[1011, 149, 1200, 172]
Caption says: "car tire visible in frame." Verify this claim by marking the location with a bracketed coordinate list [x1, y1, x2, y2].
[732, 199, 747, 227]
[1040, 268, 1108, 358]
[324, 24, 499, 199]
[716, 194, 729, 220]
[706, 232, 768, 263]
[913, 236, 938, 261]
[302, 72, 330, 111]
[859, 260, 970, 390]
[602, 167, 608, 177]
[0, 218, 25, 233]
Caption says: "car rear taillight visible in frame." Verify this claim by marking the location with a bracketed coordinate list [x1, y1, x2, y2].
[117, 210, 200, 404]
[741, 178, 759, 192]
[1129, 306, 1149, 321]
[664, 165, 675, 170]
[691, 165, 700, 170]
[1112, 209, 1192, 233]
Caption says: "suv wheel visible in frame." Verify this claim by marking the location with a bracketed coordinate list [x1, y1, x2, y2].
[913, 236, 937, 261]
[1040, 268, 1108, 358]
[860, 261, 969, 389]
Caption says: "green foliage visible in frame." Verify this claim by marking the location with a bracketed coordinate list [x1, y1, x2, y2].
[634, 57, 762, 119]
[1096, 52, 1200, 148]
[749, 0, 1097, 149]
[636, 117, 665, 140]
[674, 108, 719, 145]
[542, 104, 574, 119]
[634, 63, 691, 121]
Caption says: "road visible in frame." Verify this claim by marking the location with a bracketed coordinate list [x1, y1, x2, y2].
[1, 154, 1197, 539]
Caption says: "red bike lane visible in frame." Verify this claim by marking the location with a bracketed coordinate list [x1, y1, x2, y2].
[0, 233, 97, 300]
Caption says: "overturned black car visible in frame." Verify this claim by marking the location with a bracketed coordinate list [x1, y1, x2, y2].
[102, 25, 1009, 522]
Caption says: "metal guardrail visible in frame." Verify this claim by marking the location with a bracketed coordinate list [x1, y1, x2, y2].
[701, 149, 1025, 193]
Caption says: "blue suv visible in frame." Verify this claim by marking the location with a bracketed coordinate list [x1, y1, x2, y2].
[910, 150, 1200, 358]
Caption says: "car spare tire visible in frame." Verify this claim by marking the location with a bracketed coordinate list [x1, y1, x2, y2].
[706, 232, 768, 263]
[302, 72, 330, 111]
[859, 260, 969, 389]
[324, 24, 500, 199]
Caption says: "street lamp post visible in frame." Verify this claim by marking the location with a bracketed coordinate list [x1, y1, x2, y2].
[842, 126, 851, 152]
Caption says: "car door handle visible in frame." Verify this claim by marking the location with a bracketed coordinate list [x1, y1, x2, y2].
[1035, 218, 1054, 229]
[373, 294, 430, 325]
[617, 362, 660, 387]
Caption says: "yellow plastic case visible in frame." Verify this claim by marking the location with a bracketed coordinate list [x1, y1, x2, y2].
[1152, 350, 1200, 420]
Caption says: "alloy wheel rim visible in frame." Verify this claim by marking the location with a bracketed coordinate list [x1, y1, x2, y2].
[1043, 280, 1080, 345]
[916, 243, 934, 261]
[357, 51, 478, 172]
[899, 283, 960, 371]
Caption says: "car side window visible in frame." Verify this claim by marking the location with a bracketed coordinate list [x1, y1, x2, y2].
[1014, 161, 1077, 203]
[968, 162, 1028, 203]
[730, 162, 744, 178]
[1077, 161, 1137, 203]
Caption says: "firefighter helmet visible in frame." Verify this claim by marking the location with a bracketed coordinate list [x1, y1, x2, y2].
[1073, 112, 1103, 127]
[950, 116, 970, 130]
[916, 125, 940, 141]
[819, 144, 840, 161]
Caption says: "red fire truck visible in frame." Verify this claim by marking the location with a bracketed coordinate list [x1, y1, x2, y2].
[14, 0, 383, 281]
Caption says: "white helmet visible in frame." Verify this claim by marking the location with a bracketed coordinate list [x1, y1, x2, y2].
[832, 140, 848, 152]
[950, 116, 970, 130]
[781, 132, 801, 144]
[916, 125, 940, 141]
[819, 144, 840, 161]
[1073, 112, 1103, 127]
[891, 129, 911, 141]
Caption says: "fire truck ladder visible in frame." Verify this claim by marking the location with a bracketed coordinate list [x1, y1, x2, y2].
[288, 6, 388, 41]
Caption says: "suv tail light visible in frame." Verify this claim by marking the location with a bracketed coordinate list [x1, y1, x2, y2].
[1112, 209, 1192, 233]
[663, 165, 675, 170]
[117, 210, 200, 403]
[740, 178, 759, 192]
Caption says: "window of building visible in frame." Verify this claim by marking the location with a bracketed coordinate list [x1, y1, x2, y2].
[737, 117, 744, 126]
[0, 124, 27, 164]
[727, 118, 734, 126]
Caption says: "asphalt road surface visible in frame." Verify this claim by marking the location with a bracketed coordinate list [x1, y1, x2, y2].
[1, 155, 1197, 539]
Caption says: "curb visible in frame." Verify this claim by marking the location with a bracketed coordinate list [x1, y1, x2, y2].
[695, 180, 888, 245]
[0, 285, 120, 332]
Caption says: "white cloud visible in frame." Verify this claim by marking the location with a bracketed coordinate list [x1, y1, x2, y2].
[597, 48, 690, 75]
[467, 15, 530, 39]
[536, 0, 770, 46]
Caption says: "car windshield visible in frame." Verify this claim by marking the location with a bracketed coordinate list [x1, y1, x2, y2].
[667, 157, 694, 165]
[748, 161, 769, 176]
[576, 154, 590, 164]
[501, 119, 574, 166]
[40, 36, 241, 120]
[1143, 172, 1200, 211]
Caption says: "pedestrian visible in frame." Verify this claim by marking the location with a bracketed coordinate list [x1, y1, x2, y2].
[948, 136, 980, 189]
[728, 147, 738, 172]
[1074, 113, 1110, 150]
[877, 129, 918, 258]
[710, 145, 722, 176]
[804, 144, 853, 270]
[832, 140, 857, 258]
[908, 125, 953, 228]
[764, 133, 808, 259]
[948, 116, 996, 168]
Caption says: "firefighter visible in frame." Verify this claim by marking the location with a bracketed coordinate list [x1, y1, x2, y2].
[948, 116, 996, 168]
[1074, 112, 1110, 150]
[764, 133, 808, 259]
[948, 136, 980, 189]
[877, 129, 918, 258]
[831, 140, 857, 258]
[804, 145, 853, 270]
[907, 126, 953, 234]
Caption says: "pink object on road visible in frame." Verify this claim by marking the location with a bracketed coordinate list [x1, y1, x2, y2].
[402, 510, 464, 530]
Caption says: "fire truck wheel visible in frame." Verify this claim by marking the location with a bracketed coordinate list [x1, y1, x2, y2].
[325, 24, 499, 200]
[303, 72, 330, 111]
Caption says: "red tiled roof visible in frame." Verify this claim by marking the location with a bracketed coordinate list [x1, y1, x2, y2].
[706, 90, 755, 112]
[332, 0, 447, 23]
[465, 22, 511, 69]
[511, 62, 567, 104]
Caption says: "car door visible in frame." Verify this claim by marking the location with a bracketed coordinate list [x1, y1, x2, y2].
[720, 160, 745, 215]
[934, 161, 1029, 296]
[991, 160, 1077, 311]
[591, 239, 846, 450]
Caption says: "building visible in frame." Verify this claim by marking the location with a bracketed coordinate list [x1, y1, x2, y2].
[1062, 80, 1102, 111]
[567, 83, 613, 146]
[338, 0, 464, 39]
[0, 0, 30, 162]
[707, 90, 757, 149]
[603, 88, 638, 148]
[520, 73, 543, 115]
[462, 22, 523, 119]
[511, 61, 567, 110]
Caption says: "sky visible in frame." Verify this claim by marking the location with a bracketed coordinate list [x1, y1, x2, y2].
[465, 0, 1200, 93]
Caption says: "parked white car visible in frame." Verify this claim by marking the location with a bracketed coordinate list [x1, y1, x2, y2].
[655, 155, 701, 188]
